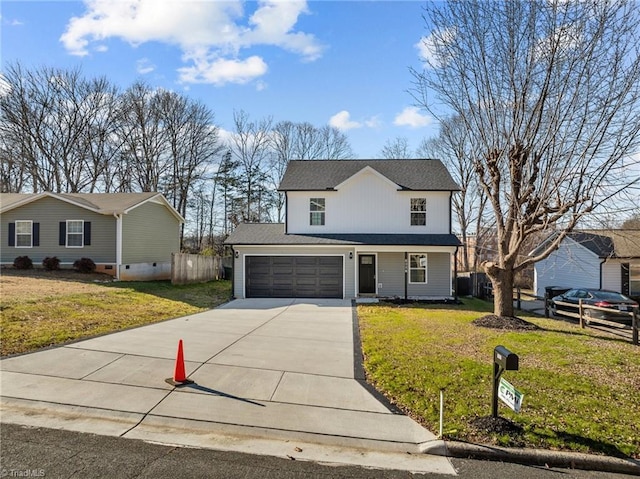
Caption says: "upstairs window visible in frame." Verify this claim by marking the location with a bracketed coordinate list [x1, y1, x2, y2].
[310, 198, 325, 226]
[409, 254, 428, 283]
[410, 198, 426, 226]
[66, 220, 84, 247]
[15, 220, 33, 248]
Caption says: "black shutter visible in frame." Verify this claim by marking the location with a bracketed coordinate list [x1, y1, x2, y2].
[33, 223, 40, 246]
[84, 221, 91, 246]
[59, 222, 66, 246]
[8, 222, 15, 246]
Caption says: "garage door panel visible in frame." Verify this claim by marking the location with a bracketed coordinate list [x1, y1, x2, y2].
[246, 256, 343, 298]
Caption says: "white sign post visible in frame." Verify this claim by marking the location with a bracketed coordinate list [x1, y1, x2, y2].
[498, 377, 524, 413]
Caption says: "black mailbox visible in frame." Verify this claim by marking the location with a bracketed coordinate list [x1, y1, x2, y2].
[494, 345, 518, 371]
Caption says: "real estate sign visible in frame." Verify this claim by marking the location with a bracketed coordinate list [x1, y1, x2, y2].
[498, 377, 524, 413]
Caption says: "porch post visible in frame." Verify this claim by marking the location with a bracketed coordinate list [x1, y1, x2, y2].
[404, 252, 408, 301]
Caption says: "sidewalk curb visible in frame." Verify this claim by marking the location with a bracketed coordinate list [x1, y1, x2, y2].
[420, 440, 640, 476]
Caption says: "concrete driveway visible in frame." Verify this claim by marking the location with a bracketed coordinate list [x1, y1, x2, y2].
[0, 299, 454, 474]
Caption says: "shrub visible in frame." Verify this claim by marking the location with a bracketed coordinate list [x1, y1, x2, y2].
[42, 256, 61, 271]
[13, 256, 33, 270]
[73, 257, 96, 274]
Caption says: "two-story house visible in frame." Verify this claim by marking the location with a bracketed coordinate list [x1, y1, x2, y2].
[225, 159, 461, 300]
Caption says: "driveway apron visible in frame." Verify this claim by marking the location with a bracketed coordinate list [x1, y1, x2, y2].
[0, 299, 453, 474]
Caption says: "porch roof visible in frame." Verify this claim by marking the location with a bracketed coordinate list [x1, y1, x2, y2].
[225, 223, 462, 247]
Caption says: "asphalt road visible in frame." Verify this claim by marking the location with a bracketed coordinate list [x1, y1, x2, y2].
[0, 423, 633, 479]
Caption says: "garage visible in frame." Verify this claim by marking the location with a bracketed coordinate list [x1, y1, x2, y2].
[245, 256, 343, 298]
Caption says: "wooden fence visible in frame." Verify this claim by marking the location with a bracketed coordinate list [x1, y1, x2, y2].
[171, 253, 223, 285]
[549, 298, 639, 346]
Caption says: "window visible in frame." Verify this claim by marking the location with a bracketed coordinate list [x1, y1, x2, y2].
[409, 254, 428, 283]
[410, 198, 426, 226]
[67, 220, 84, 247]
[15, 221, 33, 248]
[310, 198, 325, 226]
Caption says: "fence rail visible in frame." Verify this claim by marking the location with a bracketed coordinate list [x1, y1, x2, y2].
[171, 253, 223, 285]
[550, 299, 638, 346]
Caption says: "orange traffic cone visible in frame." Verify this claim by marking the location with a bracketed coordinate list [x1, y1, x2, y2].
[165, 339, 194, 387]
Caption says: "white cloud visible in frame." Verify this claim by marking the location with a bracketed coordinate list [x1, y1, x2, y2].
[136, 58, 155, 75]
[329, 111, 361, 131]
[394, 107, 432, 128]
[60, 0, 323, 85]
[415, 27, 456, 68]
[178, 55, 267, 85]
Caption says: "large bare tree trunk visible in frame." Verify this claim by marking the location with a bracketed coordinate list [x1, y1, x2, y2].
[485, 262, 515, 318]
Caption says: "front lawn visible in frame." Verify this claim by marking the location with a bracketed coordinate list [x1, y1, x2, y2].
[358, 299, 640, 458]
[1, 274, 231, 356]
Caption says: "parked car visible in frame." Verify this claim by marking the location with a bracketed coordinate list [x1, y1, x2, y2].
[551, 288, 638, 324]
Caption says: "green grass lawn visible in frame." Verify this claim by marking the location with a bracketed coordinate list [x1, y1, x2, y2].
[358, 299, 640, 459]
[1, 279, 231, 356]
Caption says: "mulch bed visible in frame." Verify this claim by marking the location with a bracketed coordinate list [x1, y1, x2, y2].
[473, 314, 540, 331]
[471, 415, 524, 436]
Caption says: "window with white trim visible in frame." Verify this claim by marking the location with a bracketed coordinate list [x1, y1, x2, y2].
[409, 254, 428, 283]
[410, 198, 426, 226]
[310, 198, 325, 226]
[67, 220, 84, 247]
[15, 220, 33, 248]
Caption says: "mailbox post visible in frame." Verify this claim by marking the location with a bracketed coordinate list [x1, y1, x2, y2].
[492, 345, 519, 418]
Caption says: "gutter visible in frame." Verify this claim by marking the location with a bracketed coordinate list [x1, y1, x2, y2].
[113, 212, 123, 280]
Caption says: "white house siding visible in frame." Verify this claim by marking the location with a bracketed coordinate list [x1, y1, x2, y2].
[601, 259, 623, 292]
[533, 238, 600, 297]
[376, 252, 452, 298]
[121, 200, 181, 265]
[286, 170, 451, 234]
[233, 246, 356, 299]
[1, 196, 116, 265]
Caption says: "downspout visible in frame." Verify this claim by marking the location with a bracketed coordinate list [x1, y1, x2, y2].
[448, 191, 453, 233]
[284, 192, 288, 234]
[404, 252, 408, 302]
[454, 245, 459, 302]
[599, 257, 607, 290]
[230, 246, 236, 300]
[113, 212, 122, 280]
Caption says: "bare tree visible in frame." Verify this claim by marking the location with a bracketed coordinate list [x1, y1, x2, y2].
[380, 136, 413, 159]
[0, 63, 119, 192]
[418, 117, 488, 272]
[117, 82, 168, 192]
[412, 0, 640, 317]
[229, 110, 273, 222]
[317, 125, 354, 160]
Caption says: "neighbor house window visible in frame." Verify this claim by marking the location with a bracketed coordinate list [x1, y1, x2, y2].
[15, 220, 33, 248]
[409, 254, 428, 283]
[410, 198, 426, 226]
[310, 198, 325, 226]
[66, 220, 84, 247]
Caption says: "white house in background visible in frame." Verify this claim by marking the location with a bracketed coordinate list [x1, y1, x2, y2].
[225, 159, 462, 300]
[530, 230, 640, 298]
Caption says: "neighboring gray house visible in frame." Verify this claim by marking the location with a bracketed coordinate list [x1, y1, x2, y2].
[225, 159, 461, 300]
[1, 192, 183, 281]
[531, 230, 640, 298]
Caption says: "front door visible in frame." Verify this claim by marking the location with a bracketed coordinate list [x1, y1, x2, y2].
[359, 254, 376, 294]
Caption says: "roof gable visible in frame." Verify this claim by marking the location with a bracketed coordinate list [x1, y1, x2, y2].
[334, 165, 401, 191]
[0, 192, 184, 222]
[531, 230, 640, 258]
[278, 159, 460, 191]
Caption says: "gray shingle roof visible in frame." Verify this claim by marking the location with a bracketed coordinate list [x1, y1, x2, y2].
[530, 230, 640, 258]
[278, 159, 460, 191]
[0, 192, 183, 222]
[225, 223, 462, 247]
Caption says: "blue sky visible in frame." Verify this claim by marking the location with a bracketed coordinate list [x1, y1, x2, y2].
[1, 0, 439, 159]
